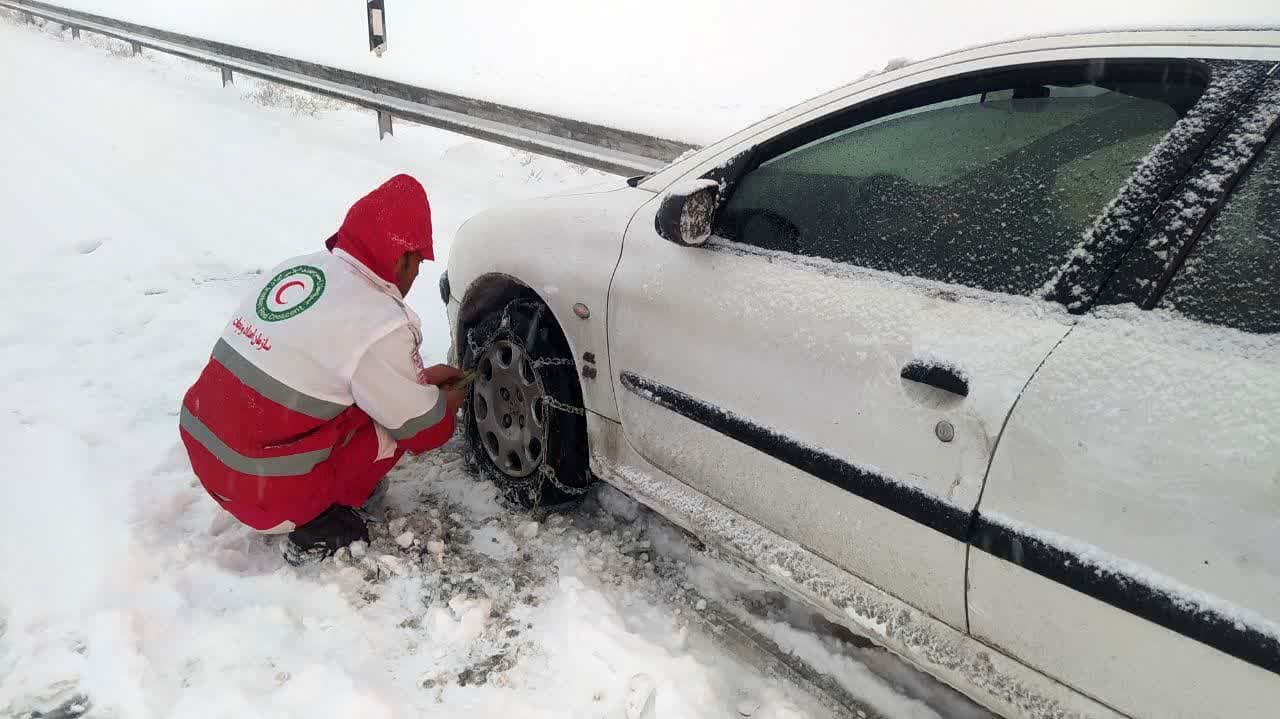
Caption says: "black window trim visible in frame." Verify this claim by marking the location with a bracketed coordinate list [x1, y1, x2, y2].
[702, 58, 1267, 310]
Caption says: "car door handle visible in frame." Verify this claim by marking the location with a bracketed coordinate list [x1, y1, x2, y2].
[900, 361, 969, 398]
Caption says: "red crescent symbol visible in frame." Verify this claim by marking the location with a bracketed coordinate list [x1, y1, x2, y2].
[274, 280, 305, 305]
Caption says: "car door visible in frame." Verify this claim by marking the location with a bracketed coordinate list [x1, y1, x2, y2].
[608, 57, 1211, 630]
[969, 70, 1280, 719]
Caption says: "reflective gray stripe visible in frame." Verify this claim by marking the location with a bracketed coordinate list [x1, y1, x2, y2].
[180, 407, 332, 477]
[212, 339, 347, 420]
[388, 394, 449, 440]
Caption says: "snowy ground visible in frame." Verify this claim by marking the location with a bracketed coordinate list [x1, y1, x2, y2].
[0, 17, 992, 719]
[45, 0, 1280, 144]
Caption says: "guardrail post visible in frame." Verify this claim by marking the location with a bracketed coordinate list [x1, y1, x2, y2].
[130, 40, 142, 56]
[21, 10, 31, 23]
[220, 67, 234, 87]
[377, 110, 393, 139]
[71, 26, 80, 39]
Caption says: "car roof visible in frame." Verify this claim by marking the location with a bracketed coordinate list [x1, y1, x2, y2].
[897, 27, 1280, 78]
[641, 28, 1280, 191]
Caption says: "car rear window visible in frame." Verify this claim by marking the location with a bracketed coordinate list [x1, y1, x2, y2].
[1159, 134, 1280, 334]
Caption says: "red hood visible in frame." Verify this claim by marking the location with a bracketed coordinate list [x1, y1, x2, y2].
[326, 174, 433, 284]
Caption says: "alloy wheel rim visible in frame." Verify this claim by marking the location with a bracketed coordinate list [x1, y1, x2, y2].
[472, 339, 547, 478]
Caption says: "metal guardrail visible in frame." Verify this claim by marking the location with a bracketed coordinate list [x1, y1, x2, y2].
[0, 0, 696, 176]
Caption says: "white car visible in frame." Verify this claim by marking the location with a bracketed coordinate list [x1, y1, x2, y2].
[445, 28, 1280, 719]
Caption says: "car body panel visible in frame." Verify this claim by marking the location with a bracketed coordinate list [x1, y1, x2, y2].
[971, 310, 1280, 719]
[446, 187, 651, 419]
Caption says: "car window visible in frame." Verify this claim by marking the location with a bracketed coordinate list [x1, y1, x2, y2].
[718, 65, 1204, 297]
[1158, 134, 1280, 334]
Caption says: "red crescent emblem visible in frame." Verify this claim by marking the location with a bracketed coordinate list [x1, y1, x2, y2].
[274, 280, 306, 305]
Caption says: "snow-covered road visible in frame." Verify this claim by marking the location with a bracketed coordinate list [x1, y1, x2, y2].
[0, 17, 989, 719]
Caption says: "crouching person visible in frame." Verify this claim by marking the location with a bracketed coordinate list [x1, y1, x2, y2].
[179, 174, 464, 564]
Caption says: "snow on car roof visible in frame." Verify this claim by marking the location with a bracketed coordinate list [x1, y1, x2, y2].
[843, 28, 1280, 109]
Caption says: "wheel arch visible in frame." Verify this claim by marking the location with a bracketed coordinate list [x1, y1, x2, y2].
[446, 191, 644, 421]
[454, 272, 541, 354]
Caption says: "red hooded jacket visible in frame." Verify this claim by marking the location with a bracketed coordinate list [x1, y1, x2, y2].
[327, 172, 434, 276]
[180, 175, 452, 531]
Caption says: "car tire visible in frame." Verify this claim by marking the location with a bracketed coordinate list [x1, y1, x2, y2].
[460, 298, 592, 506]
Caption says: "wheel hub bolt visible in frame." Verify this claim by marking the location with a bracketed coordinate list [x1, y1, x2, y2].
[500, 387, 511, 402]
[502, 414, 512, 429]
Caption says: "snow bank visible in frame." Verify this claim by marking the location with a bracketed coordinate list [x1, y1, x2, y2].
[46, 0, 1280, 144]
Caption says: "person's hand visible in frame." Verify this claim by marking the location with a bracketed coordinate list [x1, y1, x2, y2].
[421, 363, 464, 386]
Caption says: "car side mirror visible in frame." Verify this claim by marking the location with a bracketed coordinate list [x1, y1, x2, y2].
[655, 179, 720, 247]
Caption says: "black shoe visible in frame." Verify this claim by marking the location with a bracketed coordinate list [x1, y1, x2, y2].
[283, 505, 369, 566]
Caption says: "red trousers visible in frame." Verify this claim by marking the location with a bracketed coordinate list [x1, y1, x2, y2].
[334, 420, 408, 509]
[188, 409, 408, 532]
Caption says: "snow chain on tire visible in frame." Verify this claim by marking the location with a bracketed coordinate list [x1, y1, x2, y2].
[465, 299, 592, 505]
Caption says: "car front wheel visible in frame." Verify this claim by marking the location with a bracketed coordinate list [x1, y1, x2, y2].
[460, 298, 592, 506]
